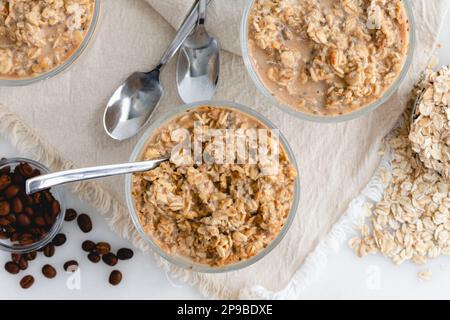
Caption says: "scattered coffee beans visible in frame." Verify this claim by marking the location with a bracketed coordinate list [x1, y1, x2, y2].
[77, 214, 92, 233]
[109, 270, 122, 286]
[95, 242, 111, 255]
[52, 233, 66, 246]
[18, 257, 28, 270]
[43, 243, 55, 257]
[88, 252, 100, 263]
[102, 252, 118, 266]
[63, 260, 79, 272]
[4, 261, 19, 274]
[20, 275, 34, 289]
[42, 264, 57, 279]
[117, 248, 134, 260]
[82, 240, 95, 252]
[64, 209, 77, 222]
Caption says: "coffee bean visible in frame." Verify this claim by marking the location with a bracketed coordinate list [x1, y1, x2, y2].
[77, 214, 92, 233]
[17, 214, 31, 227]
[22, 194, 33, 207]
[43, 243, 55, 257]
[11, 253, 21, 263]
[33, 216, 46, 227]
[51, 201, 60, 218]
[87, 252, 100, 263]
[0, 201, 10, 216]
[82, 240, 95, 252]
[117, 248, 134, 260]
[95, 242, 111, 255]
[44, 212, 54, 225]
[33, 192, 42, 205]
[24, 206, 34, 217]
[64, 209, 77, 222]
[63, 260, 79, 272]
[102, 253, 118, 266]
[42, 264, 57, 279]
[5, 261, 20, 274]
[52, 233, 66, 246]
[5, 185, 20, 199]
[11, 197, 23, 214]
[43, 191, 54, 203]
[18, 163, 34, 178]
[0, 175, 11, 191]
[0, 165, 10, 175]
[0, 217, 10, 226]
[18, 258, 28, 270]
[23, 251, 37, 261]
[0, 231, 6, 239]
[109, 270, 122, 286]
[6, 214, 16, 224]
[20, 275, 34, 289]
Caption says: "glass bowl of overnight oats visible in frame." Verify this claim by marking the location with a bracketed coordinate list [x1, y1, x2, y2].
[0, 0, 101, 86]
[241, 0, 415, 122]
[126, 101, 300, 272]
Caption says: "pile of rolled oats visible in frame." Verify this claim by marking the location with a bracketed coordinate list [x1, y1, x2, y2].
[132, 107, 298, 267]
[409, 66, 450, 181]
[0, 0, 95, 78]
[248, 0, 410, 116]
[349, 66, 450, 278]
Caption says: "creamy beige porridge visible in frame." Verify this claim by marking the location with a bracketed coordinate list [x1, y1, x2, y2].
[0, 0, 95, 78]
[248, 0, 410, 116]
[131, 106, 298, 267]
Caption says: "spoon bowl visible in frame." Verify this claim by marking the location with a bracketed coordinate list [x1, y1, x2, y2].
[104, 70, 163, 141]
[177, 0, 220, 103]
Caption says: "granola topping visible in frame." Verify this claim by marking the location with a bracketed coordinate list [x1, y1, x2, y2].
[248, 0, 410, 116]
[0, 0, 95, 78]
[131, 106, 298, 267]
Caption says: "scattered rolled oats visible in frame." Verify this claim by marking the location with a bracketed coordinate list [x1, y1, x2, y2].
[0, 0, 95, 78]
[248, 0, 410, 116]
[349, 66, 450, 274]
[132, 106, 298, 267]
[418, 270, 432, 281]
[409, 66, 450, 181]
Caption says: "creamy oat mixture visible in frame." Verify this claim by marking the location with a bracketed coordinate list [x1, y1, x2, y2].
[349, 66, 450, 271]
[131, 106, 297, 267]
[0, 0, 95, 78]
[248, 0, 410, 116]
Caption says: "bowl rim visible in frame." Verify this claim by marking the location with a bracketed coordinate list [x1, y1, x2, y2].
[125, 100, 301, 273]
[240, 0, 416, 123]
[0, 0, 102, 87]
[0, 157, 66, 254]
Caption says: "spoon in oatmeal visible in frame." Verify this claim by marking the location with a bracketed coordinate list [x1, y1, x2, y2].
[25, 157, 169, 195]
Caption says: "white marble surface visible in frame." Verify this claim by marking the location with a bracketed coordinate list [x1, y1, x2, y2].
[0, 12, 449, 300]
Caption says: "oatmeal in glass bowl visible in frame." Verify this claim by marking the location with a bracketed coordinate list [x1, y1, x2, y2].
[126, 101, 300, 272]
[0, 0, 100, 86]
[241, 0, 415, 122]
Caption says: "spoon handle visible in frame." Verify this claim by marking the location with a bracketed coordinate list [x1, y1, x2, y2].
[25, 158, 169, 195]
[158, 0, 201, 68]
[198, 0, 207, 24]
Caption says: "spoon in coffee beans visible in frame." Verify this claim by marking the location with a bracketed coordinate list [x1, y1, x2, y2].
[1, 161, 134, 289]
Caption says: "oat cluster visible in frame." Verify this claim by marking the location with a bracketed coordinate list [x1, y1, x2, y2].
[0, 0, 94, 78]
[409, 66, 450, 181]
[248, 0, 410, 115]
[349, 66, 450, 269]
[131, 107, 297, 267]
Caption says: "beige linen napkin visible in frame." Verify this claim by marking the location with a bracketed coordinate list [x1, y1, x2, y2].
[0, 0, 448, 299]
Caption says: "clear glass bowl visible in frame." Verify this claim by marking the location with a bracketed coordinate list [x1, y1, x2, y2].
[125, 101, 300, 273]
[240, 0, 416, 123]
[0, 0, 102, 87]
[0, 158, 66, 254]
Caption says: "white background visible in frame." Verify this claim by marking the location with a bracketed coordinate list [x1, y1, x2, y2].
[0, 13, 449, 300]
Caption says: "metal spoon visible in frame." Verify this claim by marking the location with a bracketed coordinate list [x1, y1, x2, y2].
[25, 158, 169, 195]
[103, 0, 202, 141]
[176, 0, 220, 103]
